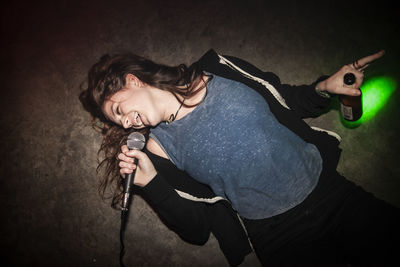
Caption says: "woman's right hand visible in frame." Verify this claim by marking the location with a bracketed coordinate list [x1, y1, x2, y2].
[118, 145, 157, 187]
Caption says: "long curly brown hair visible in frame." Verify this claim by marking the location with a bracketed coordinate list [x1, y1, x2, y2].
[79, 52, 207, 209]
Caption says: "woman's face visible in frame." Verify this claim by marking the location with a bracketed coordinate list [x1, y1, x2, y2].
[102, 74, 162, 129]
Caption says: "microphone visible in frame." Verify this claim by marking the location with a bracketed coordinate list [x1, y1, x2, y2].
[121, 132, 146, 212]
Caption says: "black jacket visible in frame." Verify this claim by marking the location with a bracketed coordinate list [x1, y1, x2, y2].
[139, 49, 341, 266]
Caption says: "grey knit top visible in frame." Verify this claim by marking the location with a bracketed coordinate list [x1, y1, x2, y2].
[150, 73, 322, 219]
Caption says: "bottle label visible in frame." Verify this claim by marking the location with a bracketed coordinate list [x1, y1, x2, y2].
[341, 103, 353, 120]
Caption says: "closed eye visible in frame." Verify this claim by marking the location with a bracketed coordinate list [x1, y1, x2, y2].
[115, 106, 121, 116]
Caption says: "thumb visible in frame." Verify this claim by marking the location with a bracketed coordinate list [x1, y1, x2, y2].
[127, 149, 145, 159]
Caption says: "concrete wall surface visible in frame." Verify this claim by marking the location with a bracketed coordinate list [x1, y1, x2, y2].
[1, 0, 399, 266]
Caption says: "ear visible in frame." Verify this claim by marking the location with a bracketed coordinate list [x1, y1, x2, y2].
[125, 74, 144, 87]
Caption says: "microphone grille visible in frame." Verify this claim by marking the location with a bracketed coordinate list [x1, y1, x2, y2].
[126, 132, 146, 150]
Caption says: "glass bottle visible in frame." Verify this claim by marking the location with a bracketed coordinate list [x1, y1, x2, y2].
[340, 73, 362, 121]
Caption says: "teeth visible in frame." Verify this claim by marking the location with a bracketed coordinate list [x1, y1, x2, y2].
[134, 113, 142, 127]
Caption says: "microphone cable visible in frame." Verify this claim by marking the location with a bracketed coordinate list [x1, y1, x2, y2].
[118, 132, 146, 267]
[120, 210, 128, 267]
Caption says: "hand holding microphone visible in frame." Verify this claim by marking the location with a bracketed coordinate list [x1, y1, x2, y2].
[118, 133, 157, 208]
[119, 132, 157, 212]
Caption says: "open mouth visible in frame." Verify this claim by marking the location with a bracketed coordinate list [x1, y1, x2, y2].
[132, 112, 144, 128]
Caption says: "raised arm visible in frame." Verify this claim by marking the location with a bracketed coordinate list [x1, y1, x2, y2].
[222, 50, 385, 118]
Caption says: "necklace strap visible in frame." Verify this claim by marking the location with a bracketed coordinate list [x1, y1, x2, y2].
[166, 97, 186, 124]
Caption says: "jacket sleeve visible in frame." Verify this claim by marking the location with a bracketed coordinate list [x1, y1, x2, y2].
[223, 55, 332, 118]
[140, 172, 211, 245]
[265, 71, 332, 118]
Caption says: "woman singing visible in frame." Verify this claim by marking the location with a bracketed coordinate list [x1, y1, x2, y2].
[80, 49, 399, 266]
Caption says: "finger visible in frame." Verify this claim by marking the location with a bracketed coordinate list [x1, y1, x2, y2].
[343, 87, 362, 96]
[353, 70, 364, 88]
[120, 167, 134, 176]
[339, 81, 362, 95]
[356, 50, 385, 68]
[351, 60, 361, 70]
[121, 145, 129, 153]
[358, 63, 370, 72]
[119, 161, 135, 170]
[117, 152, 134, 163]
[125, 149, 147, 160]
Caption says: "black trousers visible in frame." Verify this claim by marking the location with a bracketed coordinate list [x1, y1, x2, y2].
[243, 168, 400, 267]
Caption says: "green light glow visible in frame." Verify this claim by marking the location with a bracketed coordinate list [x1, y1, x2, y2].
[341, 76, 397, 128]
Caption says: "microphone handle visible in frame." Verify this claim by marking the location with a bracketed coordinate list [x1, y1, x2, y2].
[121, 157, 138, 211]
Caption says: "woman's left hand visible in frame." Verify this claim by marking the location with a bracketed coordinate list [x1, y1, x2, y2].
[316, 50, 385, 96]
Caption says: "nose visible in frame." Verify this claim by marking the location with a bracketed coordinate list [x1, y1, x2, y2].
[122, 115, 131, 129]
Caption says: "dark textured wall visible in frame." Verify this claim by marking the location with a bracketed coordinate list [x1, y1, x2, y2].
[1, 0, 399, 266]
